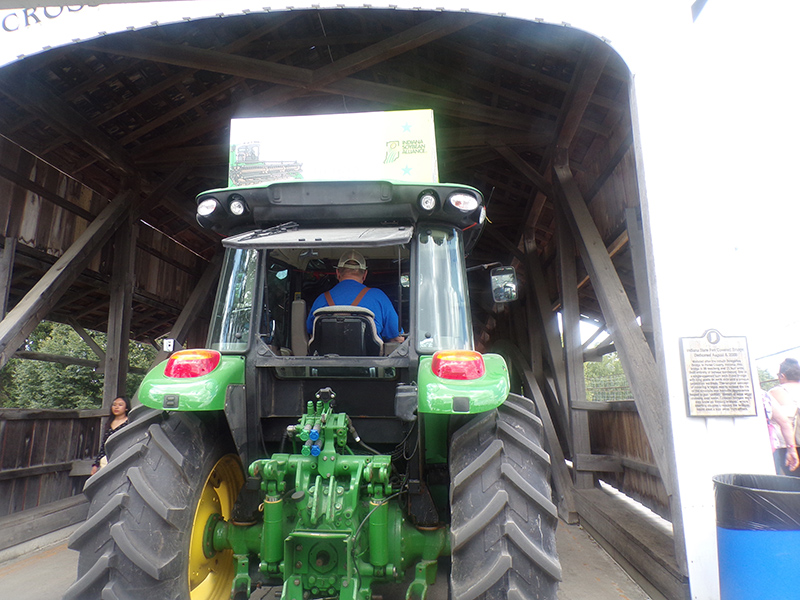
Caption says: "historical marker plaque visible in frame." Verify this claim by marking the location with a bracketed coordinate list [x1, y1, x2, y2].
[680, 330, 756, 417]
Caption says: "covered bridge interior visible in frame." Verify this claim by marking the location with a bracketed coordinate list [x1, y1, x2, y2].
[0, 8, 686, 599]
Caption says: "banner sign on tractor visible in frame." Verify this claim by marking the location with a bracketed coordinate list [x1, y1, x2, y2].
[228, 109, 438, 187]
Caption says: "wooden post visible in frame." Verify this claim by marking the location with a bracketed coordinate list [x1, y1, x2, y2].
[553, 154, 678, 498]
[556, 205, 594, 489]
[523, 235, 571, 437]
[103, 215, 137, 409]
[148, 252, 223, 368]
[1, 191, 22, 321]
[626, 207, 655, 353]
[0, 236, 16, 320]
[0, 189, 137, 370]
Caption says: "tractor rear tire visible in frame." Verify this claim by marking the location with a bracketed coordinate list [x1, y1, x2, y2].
[64, 406, 244, 600]
[449, 393, 561, 600]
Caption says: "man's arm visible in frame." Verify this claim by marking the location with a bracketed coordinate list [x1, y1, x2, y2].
[771, 396, 799, 471]
[372, 288, 403, 342]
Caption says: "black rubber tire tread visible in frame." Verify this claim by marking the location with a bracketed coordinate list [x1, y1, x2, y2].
[64, 406, 239, 600]
[449, 393, 561, 600]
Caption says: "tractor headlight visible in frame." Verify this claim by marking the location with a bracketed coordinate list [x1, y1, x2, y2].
[228, 194, 248, 216]
[418, 190, 437, 212]
[197, 198, 219, 216]
[447, 192, 479, 213]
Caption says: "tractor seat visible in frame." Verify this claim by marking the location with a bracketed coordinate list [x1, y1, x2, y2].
[308, 306, 384, 357]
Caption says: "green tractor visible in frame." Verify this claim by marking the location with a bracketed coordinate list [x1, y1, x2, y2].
[66, 180, 561, 600]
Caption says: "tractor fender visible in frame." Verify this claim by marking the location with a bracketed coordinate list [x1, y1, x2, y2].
[138, 354, 246, 411]
[417, 353, 510, 415]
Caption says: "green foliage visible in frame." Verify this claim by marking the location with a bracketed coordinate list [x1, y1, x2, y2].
[0, 321, 157, 409]
[584, 352, 633, 402]
[758, 366, 778, 391]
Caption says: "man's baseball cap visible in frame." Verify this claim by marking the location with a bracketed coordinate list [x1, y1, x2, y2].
[337, 250, 367, 270]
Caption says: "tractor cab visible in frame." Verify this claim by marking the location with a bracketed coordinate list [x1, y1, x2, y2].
[194, 180, 494, 458]
[210, 222, 475, 362]
[199, 180, 486, 365]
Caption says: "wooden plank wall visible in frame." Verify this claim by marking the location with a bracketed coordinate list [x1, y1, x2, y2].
[585, 401, 670, 520]
[136, 223, 208, 309]
[0, 137, 110, 272]
[0, 409, 102, 517]
[0, 136, 208, 316]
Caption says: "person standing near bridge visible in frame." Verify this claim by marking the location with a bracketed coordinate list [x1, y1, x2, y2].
[90, 396, 130, 475]
[767, 358, 800, 476]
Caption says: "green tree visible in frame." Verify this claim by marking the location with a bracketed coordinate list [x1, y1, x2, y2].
[758, 366, 778, 391]
[0, 321, 156, 409]
[584, 352, 633, 402]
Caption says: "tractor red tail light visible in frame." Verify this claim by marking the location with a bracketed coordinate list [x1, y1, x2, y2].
[431, 350, 486, 380]
[164, 349, 221, 378]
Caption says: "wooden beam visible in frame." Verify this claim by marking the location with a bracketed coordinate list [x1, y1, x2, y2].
[133, 162, 192, 219]
[119, 77, 243, 146]
[85, 35, 313, 87]
[583, 341, 617, 362]
[423, 60, 563, 123]
[573, 488, 689, 600]
[134, 72, 552, 161]
[585, 129, 634, 204]
[581, 321, 607, 351]
[134, 144, 225, 167]
[0, 63, 136, 175]
[489, 143, 554, 197]
[0, 236, 16, 319]
[168, 251, 223, 344]
[148, 251, 223, 368]
[553, 156, 677, 501]
[103, 217, 137, 408]
[323, 77, 547, 132]
[0, 494, 89, 554]
[481, 227, 525, 263]
[68, 318, 106, 363]
[87, 14, 534, 139]
[312, 13, 485, 86]
[58, 16, 299, 155]
[574, 454, 623, 474]
[619, 456, 661, 478]
[438, 126, 549, 150]
[572, 400, 637, 412]
[0, 189, 138, 370]
[436, 34, 619, 122]
[553, 39, 612, 151]
[626, 207, 654, 351]
[557, 207, 594, 489]
[523, 236, 570, 437]
[576, 230, 629, 291]
[0, 163, 96, 221]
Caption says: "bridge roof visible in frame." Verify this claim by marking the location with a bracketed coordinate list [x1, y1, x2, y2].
[0, 7, 641, 341]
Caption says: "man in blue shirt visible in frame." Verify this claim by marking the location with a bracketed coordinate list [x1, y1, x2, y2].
[307, 250, 403, 342]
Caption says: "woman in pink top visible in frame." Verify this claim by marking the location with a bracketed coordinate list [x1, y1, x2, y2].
[767, 358, 800, 476]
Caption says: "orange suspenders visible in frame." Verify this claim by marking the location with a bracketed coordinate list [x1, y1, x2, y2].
[325, 287, 370, 307]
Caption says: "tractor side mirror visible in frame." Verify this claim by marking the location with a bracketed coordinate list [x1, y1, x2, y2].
[490, 267, 518, 303]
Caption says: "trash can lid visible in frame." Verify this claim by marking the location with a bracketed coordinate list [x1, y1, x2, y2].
[714, 474, 800, 531]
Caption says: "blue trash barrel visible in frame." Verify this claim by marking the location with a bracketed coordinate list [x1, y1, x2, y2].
[714, 474, 800, 600]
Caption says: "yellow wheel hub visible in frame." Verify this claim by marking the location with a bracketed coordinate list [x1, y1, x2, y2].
[188, 454, 245, 600]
